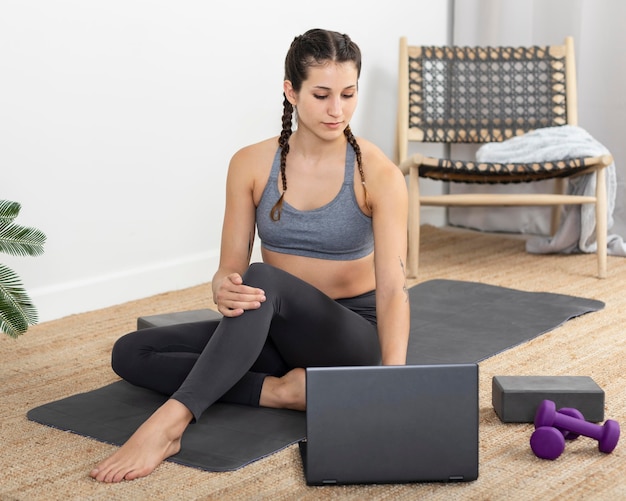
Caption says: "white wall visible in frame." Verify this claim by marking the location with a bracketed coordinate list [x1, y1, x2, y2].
[577, 0, 626, 240]
[1, 0, 449, 322]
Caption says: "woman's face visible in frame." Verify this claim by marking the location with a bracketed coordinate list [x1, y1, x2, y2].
[284, 61, 359, 140]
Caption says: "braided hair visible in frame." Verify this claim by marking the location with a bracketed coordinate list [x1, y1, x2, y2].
[270, 29, 368, 221]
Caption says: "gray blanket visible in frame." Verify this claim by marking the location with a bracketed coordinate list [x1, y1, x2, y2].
[477, 125, 625, 256]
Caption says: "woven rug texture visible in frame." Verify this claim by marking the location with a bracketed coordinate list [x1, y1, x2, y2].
[1, 225, 625, 501]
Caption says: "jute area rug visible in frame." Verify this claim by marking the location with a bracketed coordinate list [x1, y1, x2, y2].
[1, 225, 625, 500]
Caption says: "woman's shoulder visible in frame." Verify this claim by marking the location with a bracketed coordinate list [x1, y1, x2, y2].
[355, 136, 406, 201]
[356, 136, 397, 173]
[231, 136, 279, 164]
[226, 137, 279, 189]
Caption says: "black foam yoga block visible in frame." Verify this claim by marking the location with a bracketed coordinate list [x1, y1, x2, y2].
[492, 375, 605, 423]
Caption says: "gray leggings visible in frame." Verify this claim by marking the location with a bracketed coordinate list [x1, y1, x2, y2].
[111, 263, 381, 421]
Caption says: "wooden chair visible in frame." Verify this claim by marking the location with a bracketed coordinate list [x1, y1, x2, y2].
[396, 36, 612, 278]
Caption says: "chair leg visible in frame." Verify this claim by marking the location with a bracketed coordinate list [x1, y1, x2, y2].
[550, 178, 566, 235]
[407, 165, 420, 279]
[595, 168, 608, 278]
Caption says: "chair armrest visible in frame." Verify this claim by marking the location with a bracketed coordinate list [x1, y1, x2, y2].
[398, 153, 425, 175]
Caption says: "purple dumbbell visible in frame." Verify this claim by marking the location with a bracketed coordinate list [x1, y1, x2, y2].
[556, 407, 585, 440]
[529, 408, 585, 460]
[530, 426, 567, 460]
[535, 400, 620, 454]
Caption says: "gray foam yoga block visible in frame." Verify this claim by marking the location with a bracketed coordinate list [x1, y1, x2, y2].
[137, 308, 222, 330]
[492, 375, 605, 423]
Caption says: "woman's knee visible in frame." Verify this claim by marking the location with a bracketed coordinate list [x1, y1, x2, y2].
[244, 262, 306, 294]
[110, 332, 139, 379]
[243, 262, 275, 284]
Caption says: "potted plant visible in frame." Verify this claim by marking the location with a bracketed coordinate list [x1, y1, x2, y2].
[0, 200, 46, 338]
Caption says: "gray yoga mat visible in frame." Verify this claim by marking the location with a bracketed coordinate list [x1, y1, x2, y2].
[406, 279, 604, 364]
[27, 279, 604, 472]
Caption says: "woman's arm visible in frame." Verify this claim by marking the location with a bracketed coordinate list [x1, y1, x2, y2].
[365, 142, 410, 365]
[212, 146, 267, 317]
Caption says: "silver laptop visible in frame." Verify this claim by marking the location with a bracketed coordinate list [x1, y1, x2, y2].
[299, 364, 479, 485]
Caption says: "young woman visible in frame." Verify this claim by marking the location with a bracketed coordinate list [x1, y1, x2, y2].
[90, 28, 409, 483]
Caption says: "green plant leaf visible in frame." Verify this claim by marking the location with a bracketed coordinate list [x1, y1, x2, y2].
[0, 200, 20, 224]
[0, 201, 44, 337]
[0, 263, 37, 338]
[0, 222, 46, 257]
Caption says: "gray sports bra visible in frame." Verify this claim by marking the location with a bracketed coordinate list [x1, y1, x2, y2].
[256, 143, 374, 261]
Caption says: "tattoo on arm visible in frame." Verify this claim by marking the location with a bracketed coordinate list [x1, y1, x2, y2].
[399, 256, 409, 303]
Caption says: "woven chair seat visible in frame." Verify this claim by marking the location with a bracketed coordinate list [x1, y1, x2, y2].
[419, 156, 594, 183]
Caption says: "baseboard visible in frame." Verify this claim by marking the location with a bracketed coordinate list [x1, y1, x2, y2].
[28, 251, 220, 324]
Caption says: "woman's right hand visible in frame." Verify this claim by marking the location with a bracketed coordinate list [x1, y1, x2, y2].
[213, 273, 266, 317]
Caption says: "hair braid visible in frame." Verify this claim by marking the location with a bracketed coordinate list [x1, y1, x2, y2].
[270, 95, 294, 221]
[344, 125, 369, 209]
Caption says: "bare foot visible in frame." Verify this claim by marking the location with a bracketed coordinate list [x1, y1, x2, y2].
[260, 368, 306, 411]
[89, 399, 193, 483]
